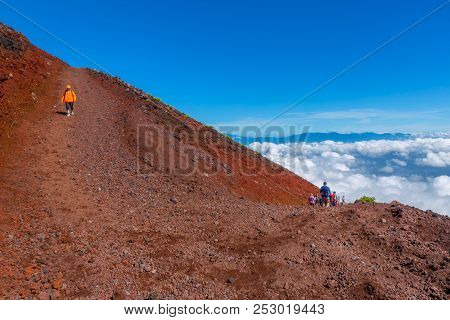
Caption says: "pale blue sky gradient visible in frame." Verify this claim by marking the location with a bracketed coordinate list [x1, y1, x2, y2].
[1, 0, 449, 133]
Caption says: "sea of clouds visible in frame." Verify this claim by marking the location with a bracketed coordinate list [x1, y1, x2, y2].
[249, 138, 450, 215]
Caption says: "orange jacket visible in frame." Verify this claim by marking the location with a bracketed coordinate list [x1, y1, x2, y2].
[61, 89, 77, 103]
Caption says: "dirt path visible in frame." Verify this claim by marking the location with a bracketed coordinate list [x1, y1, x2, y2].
[0, 68, 123, 298]
[1, 67, 167, 298]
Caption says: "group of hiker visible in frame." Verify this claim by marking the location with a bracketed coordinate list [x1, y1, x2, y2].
[309, 182, 345, 207]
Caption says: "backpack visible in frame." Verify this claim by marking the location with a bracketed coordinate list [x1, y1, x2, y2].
[320, 186, 330, 197]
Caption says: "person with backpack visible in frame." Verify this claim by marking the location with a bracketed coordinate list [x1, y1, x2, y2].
[331, 191, 337, 206]
[61, 84, 77, 116]
[308, 193, 316, 206]
[320, 181, 331, 207]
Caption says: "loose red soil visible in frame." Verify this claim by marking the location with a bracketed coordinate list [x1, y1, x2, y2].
[0, 23, 448, 299]
[0, 23, 65, 149]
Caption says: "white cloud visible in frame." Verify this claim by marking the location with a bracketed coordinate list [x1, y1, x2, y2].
[249, 138, 450, 215]
[416, 152, 450, 167]
[392, 159, 407, 166]
[380, 165, 394, 173]
[432, 176, 450, 197]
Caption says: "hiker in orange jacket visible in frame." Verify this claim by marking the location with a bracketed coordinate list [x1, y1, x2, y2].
[61, 84, 77, 116]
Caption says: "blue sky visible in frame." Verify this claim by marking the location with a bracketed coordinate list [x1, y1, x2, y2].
[1, 0, 449, 133]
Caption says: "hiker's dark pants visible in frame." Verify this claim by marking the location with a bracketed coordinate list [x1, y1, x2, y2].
[65, 102, 74, 112]
[322, 196, 329, 207]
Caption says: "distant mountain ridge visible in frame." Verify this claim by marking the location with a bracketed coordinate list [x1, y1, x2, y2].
[229, 132, 413, 145]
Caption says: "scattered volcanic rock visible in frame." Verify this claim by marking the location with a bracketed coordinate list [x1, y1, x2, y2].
[226, 276, 236, 284]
